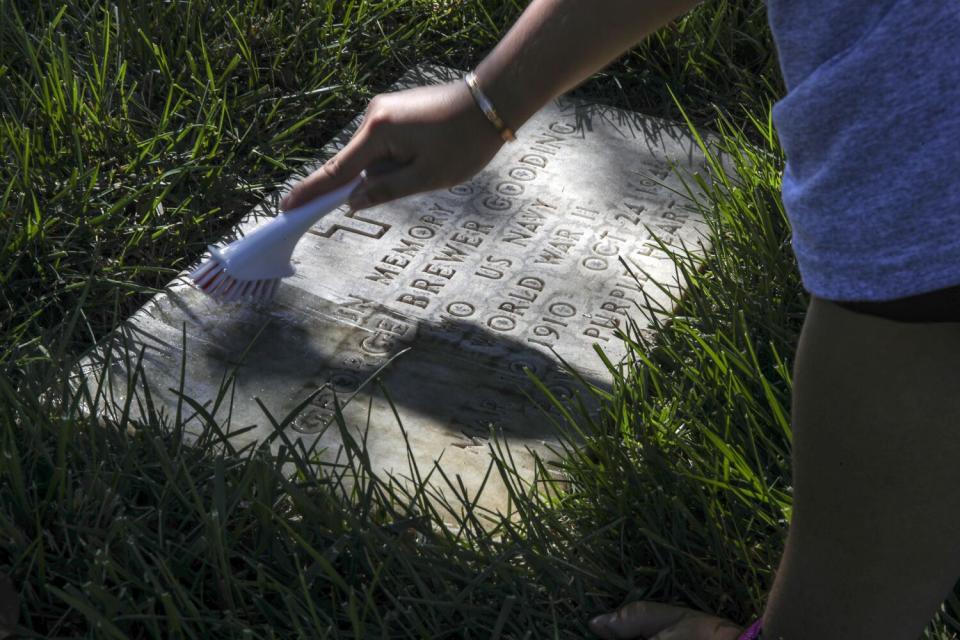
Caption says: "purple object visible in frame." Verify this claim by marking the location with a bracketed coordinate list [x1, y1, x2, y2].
[738, 618, 763, 640]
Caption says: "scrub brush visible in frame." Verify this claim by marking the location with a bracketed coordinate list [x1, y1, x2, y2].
[189, 173, 364, 303]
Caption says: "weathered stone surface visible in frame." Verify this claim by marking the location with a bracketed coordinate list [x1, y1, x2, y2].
[82, 65, 715, 518]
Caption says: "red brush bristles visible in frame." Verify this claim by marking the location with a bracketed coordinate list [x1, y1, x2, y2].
[188, 256, 279, 304]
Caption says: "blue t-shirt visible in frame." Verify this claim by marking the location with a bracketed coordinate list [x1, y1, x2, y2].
[766, 2, 960, 302]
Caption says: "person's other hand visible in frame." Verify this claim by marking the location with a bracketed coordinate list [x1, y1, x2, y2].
[589, 600, 744, 640]
[281, 80, 506, 212]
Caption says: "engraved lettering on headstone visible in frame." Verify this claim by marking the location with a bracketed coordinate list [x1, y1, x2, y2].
[310, 209, 391, 240]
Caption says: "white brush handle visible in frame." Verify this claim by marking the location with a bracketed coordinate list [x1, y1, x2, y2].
[279, 173, 365, 230]
[216, 173, 364, 281]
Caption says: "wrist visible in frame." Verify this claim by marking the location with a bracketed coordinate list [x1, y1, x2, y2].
[451, 78, 509, 149]
[464, 71, 516, 142]
[471, 59, 541, 135]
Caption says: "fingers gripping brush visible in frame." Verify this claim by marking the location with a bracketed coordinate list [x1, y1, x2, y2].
[189, 173, 364, 303]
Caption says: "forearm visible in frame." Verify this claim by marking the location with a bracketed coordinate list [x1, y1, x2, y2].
[475, 0, 700, 131]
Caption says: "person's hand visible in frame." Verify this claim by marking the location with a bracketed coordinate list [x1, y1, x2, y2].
[589, 600, 744, 640]
[281, 80, 506, 212]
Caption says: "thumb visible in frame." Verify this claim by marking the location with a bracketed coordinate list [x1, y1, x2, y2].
[281, 127, 382, 211]
[348, 160, 429, 210]
[589, 601, 689, 640]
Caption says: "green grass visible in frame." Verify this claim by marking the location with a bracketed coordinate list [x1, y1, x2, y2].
[2, 0, 959, 638]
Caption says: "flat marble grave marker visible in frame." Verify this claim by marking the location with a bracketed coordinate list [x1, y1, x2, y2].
[83, 65, 716, 518]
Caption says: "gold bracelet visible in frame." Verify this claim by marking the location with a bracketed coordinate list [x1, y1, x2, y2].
[464, 71, 516, 143]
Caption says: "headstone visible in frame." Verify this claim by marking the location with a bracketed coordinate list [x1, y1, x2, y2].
[81, 65, 715, 519]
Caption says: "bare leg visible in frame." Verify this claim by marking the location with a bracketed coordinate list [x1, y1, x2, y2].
[763, 295, 960, 638]
[591, 295, 960, 640]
